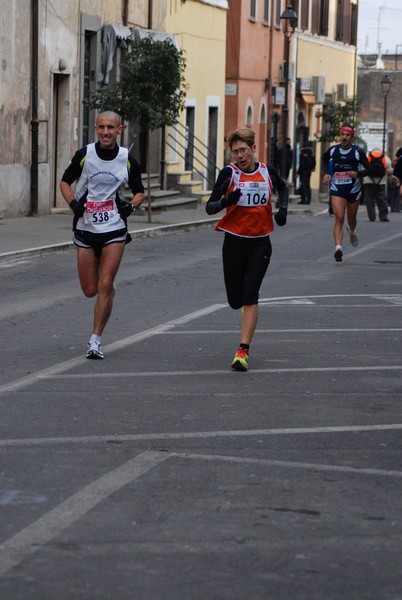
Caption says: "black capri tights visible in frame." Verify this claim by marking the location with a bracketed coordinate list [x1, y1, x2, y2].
[222, 233, 272, 309]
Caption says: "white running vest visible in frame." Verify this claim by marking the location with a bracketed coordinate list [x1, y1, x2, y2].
[74, 143, 129, 234]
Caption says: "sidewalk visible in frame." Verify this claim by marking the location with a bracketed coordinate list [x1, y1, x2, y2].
[0, 201, 317, 264]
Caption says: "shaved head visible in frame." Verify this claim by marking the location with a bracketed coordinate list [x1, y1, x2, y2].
[96, 111, 122, 126]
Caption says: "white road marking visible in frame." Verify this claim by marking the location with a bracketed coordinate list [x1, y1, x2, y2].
[171, 452, 402, 479]
[0, 451, 168, 576]
[259, 293, 402, 304]
[0, 423, 402, 448]
[347, 232, 402, 258]
[1, 294, 401, 395]
[161, 328, 402, 334]
[372, 294, 402, 305]
[48, 365, 402, 379]
[0, 304, 226, 396]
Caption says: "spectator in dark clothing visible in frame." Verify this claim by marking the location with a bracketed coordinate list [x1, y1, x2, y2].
[392, 153, 402, 213]
[277, 137, 293, 180]
[297, 147, 316, 204]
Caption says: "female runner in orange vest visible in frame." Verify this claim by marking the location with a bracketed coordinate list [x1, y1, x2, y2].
[206, 127, 289, 371]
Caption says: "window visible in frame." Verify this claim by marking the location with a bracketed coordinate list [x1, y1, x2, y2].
[246, 105, 253, 127]
[320, 0, 329, 35]
[300, 0, 309, 30]
[263, 0, 270, 24]
[350, 2, 358, 45]
[311, 0, 329, 36]
[336, 0, 354, 44]
[274, 0, 282, 28]
[259, 103, 267, 124]
[335, 0, 343, 40]
[250, 0, 256, 21]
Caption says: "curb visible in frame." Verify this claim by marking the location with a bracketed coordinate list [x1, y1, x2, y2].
[0, 206, 316, 265]
[0, 218, 220, 265]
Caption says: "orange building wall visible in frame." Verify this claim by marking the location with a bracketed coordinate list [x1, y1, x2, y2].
[225, 0, 286, 164]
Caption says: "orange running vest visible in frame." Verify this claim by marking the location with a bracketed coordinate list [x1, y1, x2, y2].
[216, 162, 274, 237]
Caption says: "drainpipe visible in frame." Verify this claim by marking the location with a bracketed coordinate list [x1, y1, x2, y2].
[30, 0, 39, 216]
[148, 0, 153, 28]
[266, 0, 275, 163]
[123, 0, 129, 25]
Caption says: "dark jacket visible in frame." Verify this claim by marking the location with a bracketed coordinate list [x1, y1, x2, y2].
[298, 148, 316, 174]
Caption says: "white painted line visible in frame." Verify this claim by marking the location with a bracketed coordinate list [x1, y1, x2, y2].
[171, 452, 402, 479]
[0, 294, 400, 396]
[0, 304, 226, 396]
[163, 328, 402, 334]
[47, 365, 402, 379]
[372, 294, 402, 305]
[263, 304, 402, 308]
[347, 232, 402, 258]
[0, 451, 169, 576]
[259, 293, 402, 303]
[0, 423, 401, 448]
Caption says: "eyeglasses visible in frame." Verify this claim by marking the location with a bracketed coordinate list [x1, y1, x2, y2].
[231, 146, 251, 157]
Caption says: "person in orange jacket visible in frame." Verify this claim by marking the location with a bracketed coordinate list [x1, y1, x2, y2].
[363, 149, 390, 222]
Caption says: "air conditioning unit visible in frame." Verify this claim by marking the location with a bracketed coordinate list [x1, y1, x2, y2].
[279, 61, 295, 83]
[325, 92, 336, 104]
[296, 77, 313, 93]
[312, 75, 326, 103]
[337, 83, 348, 100]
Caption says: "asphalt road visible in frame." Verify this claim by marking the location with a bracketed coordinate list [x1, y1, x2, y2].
[1, 210, 402, 599]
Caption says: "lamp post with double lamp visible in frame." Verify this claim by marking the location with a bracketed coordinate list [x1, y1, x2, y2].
[279, 5, 298, 181]
[380, 74, 392, 155]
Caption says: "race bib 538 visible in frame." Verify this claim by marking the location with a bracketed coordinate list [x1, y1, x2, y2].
[84, 199, 118, 224]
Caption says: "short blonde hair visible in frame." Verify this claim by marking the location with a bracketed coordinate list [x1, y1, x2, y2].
[227, 128, 255, 149]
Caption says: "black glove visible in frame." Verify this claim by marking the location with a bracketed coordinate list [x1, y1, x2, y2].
[119, 201, 135, 218]
[221, 177, 232, 195]
[69, 199, 85, 218]
[274, 206, 287, 226]
[221, 188, 241, 208]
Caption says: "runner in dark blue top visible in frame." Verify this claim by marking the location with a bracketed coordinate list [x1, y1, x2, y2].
[322, 125, 370, 262]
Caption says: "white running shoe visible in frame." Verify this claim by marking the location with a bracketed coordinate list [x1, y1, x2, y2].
[346, 225, 358, 247]
[86, 339, 104, 359]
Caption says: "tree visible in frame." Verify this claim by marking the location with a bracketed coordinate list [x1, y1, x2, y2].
[319, 97, 360, 143]
[88, 33, 187, 222]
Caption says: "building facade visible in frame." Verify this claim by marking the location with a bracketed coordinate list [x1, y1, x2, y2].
[293, 0, 358, 194]
[165, 0, 228, 189]
[225, 0, 285, 164]
[224, 0, 359, 197]
[0, 0, 169, 218]
[357, 56, 401, 159]
[0, 0, 361, 218]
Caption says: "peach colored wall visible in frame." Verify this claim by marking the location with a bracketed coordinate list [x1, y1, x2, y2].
[225, 0, 285, 163]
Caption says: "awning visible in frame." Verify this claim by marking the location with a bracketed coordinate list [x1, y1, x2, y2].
[300, 93, 316, 104]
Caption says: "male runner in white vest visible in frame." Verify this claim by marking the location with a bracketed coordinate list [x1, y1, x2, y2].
[60, 111, 144, 359]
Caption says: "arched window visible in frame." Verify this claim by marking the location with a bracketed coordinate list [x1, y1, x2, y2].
[259, 103, 266, 124]
[246, 105, 253, 127]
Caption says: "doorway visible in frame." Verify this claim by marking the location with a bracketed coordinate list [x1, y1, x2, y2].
[207, 106, 218, 189]
[185, 106, 195, 172]
[52, 74, 71, 208]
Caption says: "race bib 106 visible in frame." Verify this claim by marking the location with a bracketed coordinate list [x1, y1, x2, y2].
[236, 182, 269, 207]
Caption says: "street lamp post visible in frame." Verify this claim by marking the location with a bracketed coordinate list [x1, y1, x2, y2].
[380, 74, 392, 155]
[279, 5, 298, 181]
